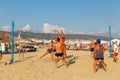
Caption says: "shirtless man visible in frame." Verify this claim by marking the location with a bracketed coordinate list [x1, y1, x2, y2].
[17, 44, 24, 61]
[93, 39, 107, 73]
[90, 40, 95, 57]
[54, 37, 67, 68]
[55, 29, 67, 58]
[40, 39, 54, 61]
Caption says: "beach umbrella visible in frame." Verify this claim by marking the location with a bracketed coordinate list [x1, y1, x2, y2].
[0, 33, 11, 42]
[18, 40, 32, 44]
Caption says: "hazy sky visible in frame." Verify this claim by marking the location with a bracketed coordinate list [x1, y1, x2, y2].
[0, 0, 120, 33]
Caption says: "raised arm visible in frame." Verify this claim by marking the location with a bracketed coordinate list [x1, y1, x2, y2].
[60, 29, 64, 37]
[54, 29, 60, 38]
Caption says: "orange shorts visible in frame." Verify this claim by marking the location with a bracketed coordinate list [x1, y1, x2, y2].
[114, 52, 118, 57]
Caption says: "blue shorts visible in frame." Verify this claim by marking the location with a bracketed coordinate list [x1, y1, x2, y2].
[0, 51, 2, 55]
[19, 50, 24, 53]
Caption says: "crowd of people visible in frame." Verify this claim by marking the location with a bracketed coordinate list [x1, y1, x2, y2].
[0, 30, 119, 73]
[39, 29, 119, 73]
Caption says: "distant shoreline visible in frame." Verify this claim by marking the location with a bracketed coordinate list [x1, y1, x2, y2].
[0, 31, 109, 40]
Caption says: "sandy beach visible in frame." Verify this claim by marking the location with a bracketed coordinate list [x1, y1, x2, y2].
[0, 49, 120, 80]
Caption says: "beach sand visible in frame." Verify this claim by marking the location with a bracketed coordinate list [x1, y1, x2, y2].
[0, 49, 120, 80]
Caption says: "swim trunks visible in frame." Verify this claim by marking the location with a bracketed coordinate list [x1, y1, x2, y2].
[95, 58, 104, 60]
[19, 50, 24, 53]
[90, 48, 94, 51]
[55, 52, 64, 57]
[0, 51, 2, 55]
[47, 49, 52, 53]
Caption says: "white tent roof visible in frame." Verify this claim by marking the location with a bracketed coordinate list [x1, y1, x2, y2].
[111, 39, 120, 42]
[111, 39, 120, 45]
[80, 41, 90, 44]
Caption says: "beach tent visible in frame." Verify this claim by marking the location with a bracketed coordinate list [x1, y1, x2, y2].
[101, 40, 109, 44]
[80, 41, 90, 44]
[111, 39, 120, 45]
[1, 43, 5, 52]
[0, 33, 11, 53]
[112, 39, 120, 42]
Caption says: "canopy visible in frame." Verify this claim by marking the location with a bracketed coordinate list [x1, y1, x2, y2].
[0, 33, 11, 42]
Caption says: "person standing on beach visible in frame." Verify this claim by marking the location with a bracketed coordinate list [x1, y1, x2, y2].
[55, 29, 67, 58]
[93, 39, 107, 73]
[54, 37, 67, 68]
[113, 41, 119, 63]
[40, 39, 54, 61]
[90, 40, 95, 57]
[0, 39, 3, 61]
[17, 44, 24, 61]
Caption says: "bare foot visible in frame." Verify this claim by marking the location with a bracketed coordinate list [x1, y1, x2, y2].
[65, 64, 68, 68]
[104, 69, 107, 72]
[93, 69, 97, 73]
[40, 57, 42, 59]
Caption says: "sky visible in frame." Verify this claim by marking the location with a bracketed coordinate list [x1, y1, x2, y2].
[0, 0, 120, 34]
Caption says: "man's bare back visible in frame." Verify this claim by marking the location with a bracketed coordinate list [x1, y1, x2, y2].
[55, 42, 63, 52]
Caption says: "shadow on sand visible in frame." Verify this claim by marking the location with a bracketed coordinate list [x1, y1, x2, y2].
[57, 55, 79, 68]
[25, 56, 35, 59]
[67, 55, 79, 67]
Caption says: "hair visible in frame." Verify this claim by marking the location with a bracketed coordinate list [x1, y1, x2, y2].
[62, 36, 65, 39]
[96, 38, 101, 44]
[0, 38, 2, 40]
[57, 37, 60, 42]
[94, 42, 98, 45]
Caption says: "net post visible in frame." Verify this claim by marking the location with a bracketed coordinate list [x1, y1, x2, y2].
[11, 21, 15, 64]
